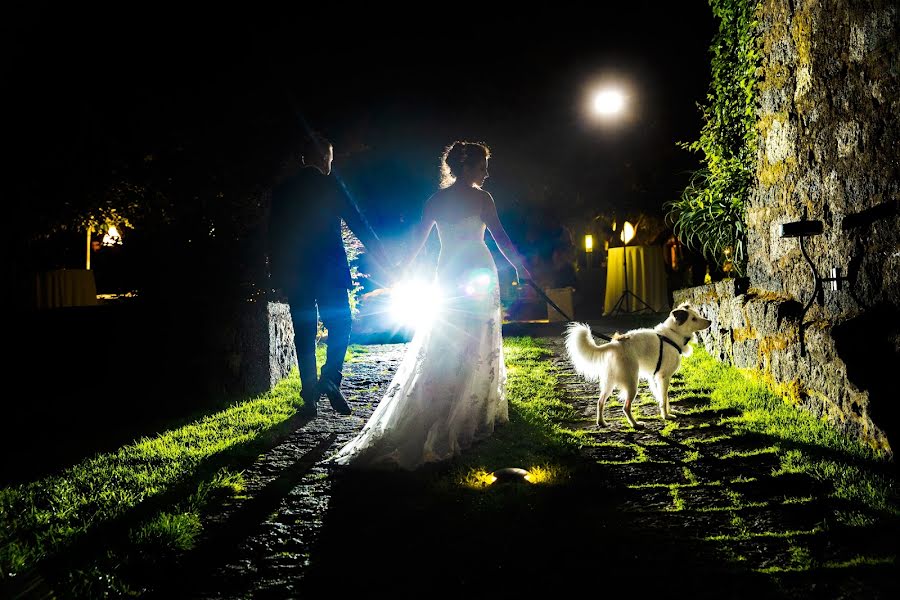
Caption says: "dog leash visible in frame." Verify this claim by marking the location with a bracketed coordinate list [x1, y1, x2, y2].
[522, 278, 613, 342]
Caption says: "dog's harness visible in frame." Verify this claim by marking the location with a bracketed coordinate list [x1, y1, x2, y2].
[654, 334, 690, 375]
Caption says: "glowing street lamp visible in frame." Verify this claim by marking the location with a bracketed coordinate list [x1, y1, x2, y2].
[102, 225, 122, 246]
[609, 220, 653, 315]
[592, 89, 625, 116]
[86, 224, 123, 270]
[584, 234, 593, 252]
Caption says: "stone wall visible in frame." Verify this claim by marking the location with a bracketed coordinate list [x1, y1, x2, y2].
[675, 279, 894, 451]
[201, 300, 296, 400]
[267, 302, 298, 389]
[677, 0, 898, 452]
[751, 0, 899, 304]
[8, 299, 298, 450]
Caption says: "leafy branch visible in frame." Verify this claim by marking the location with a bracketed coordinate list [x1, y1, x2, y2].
[666, 0, 761, 277]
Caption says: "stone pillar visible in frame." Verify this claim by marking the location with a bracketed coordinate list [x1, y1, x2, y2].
[267, 301, 298, 389]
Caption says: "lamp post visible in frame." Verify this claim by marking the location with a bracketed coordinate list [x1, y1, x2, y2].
[593, 89, 625, 116]
[609, 221, 653, 315]
[589, 85, 628, 121]
[86, 224, 123, 270]
[585, 234, 593, 268]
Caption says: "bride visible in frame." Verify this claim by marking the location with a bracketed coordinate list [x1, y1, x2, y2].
[331, 141, 532, 470]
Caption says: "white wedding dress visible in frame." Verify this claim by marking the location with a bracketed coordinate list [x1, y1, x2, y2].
[332, 215, 509, 470]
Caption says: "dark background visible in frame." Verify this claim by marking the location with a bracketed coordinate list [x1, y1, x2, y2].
[6, 5, 716, 286]
[2, 3, 718, 481]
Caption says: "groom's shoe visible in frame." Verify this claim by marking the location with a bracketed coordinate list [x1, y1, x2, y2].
[298, 394, 318, 418]
[298, 383, 319, 418]
[320, 379, 352, 415]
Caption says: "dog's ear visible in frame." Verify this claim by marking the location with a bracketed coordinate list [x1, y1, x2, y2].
[672, 309, 689, 325]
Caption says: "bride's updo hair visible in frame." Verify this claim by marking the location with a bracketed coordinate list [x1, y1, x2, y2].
[439, 141, 491, 188]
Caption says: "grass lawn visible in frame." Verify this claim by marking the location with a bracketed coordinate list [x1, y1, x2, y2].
[0, 346, 334, 597]
[1, 338, 896, 598]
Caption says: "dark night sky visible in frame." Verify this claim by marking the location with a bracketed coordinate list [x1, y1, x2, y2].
[7, 5, 717, 246]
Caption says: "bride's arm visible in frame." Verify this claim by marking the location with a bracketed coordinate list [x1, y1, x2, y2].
[481, 191, 532, 281]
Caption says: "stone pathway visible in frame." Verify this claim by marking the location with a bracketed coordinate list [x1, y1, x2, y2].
[176, 344, 406, 599]
[543, 335, 896, 598]
[159, 330, 895, 599]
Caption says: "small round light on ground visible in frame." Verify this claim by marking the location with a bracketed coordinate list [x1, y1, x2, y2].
[491, 467, 530, 484]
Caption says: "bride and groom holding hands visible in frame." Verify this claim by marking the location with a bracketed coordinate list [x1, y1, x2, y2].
[268, 134, 532, 471]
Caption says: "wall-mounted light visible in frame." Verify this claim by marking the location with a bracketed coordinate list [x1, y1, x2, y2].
[779, 220, 823, 238]
[584, 234, 593, 252]
[779, 220, 849, 356]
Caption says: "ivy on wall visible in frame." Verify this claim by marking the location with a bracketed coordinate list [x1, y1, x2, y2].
[666, 0, 761, 277]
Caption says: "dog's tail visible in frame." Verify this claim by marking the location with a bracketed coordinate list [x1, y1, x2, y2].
[564, 322, 615, 382]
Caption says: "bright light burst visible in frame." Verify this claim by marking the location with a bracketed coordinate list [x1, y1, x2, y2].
[464, 269, 494, 296]
[387, 269, 496, 331]
[389, 280, 443, 329]
[592, 89, 625, 115]
[620, 221, 636, 245]
[102, 225, 122, 246]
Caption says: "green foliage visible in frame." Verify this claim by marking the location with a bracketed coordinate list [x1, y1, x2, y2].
[131, 511, 202, 552]
[0, 368, 313, 581]
[316, 221, 368, 343]
[678, 347, 895, 514]
[666, 0, 761, 277]
[341, 220, 367, 318]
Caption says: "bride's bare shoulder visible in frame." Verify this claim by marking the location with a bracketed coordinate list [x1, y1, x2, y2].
[422, 189, 446, 216]
[426, 187, 464, 210]
[426, 186, 488, 222]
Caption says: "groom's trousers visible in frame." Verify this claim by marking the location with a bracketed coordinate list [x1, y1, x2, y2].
[287, 280, 352, 401]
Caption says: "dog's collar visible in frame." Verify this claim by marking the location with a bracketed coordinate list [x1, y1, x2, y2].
[654, 334, 689, 375]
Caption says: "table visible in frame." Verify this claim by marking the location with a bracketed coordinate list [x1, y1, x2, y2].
[34, 269, 98, 309]
[603, 245, 669, 315]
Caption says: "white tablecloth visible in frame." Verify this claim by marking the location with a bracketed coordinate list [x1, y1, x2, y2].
[34, 269, 98, 309]
[603, 246, 669, 314]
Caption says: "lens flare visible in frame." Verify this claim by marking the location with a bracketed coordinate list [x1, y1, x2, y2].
[389, 280, 442, 329]
[464, 269, 494, 296]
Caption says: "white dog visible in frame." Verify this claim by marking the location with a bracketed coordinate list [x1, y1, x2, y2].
[565, 304, 711, 428]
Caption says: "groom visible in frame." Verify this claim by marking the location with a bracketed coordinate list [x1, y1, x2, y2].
[268, 132, 393, 417]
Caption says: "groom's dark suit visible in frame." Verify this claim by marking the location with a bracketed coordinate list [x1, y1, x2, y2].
[269, 167, 376, 414]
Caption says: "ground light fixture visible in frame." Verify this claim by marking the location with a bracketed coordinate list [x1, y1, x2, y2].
[490, 467, 531, 484]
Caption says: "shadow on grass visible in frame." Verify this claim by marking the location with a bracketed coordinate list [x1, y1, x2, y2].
[141, 434, 337, 599]
[1, 407, 320, 599]
[1, 388, 259, 487]
[288, 389, 781, 598]
[298, 457, 783, 598]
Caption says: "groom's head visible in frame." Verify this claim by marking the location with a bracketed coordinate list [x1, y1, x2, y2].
[301, 132, 333, 175]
